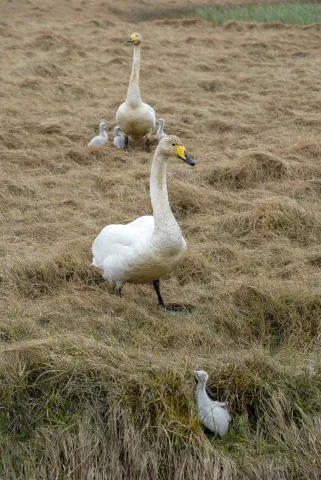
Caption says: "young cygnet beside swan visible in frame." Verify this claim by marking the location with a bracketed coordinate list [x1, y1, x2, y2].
[113, 126, 126, 149]
[115, 33, 156, 152]
[92, 135, 195, 311]
[156, 118, 167, 142]
[193, 370, 230, 437]
[88, 122, 108, 146]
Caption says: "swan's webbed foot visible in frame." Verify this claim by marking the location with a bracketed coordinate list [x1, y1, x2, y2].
[124, 136, 129, 150]
[152, 280, 193, 314]
[160, 303, 194, 314]
[145, 138, 151, 152]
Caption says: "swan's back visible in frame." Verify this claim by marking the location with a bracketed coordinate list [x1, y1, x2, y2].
[92, 216, 154, 270]
[197, 394, 230, 437]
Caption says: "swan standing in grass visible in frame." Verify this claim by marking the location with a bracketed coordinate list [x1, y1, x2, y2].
[113, 126, 126, 149]
[92, 135, 195, 311]
[88, 122, 108, 146]
[193, 370, 231, 437]
[115, 33, 156, 152]
[156, 118, 167, 142]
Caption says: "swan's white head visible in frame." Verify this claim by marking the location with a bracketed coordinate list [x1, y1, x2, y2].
[99, 121, 107, 131]
[126, 32, 142, 45]
[193, 370, 209, 384]
[114, 126, 122, 136]
[158, 135, 195, 166]
[158, 118, 165, 126]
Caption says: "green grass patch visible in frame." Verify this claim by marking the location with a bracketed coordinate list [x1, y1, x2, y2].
[194, 3, 321, 26]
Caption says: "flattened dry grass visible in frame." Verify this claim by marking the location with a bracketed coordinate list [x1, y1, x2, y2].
[1, 0, 321, 478]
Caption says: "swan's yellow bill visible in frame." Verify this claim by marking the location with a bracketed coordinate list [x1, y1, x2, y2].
[176, 145, 186, 160]
[130, 34, 136, 41]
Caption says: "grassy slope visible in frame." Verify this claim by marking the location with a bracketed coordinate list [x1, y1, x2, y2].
[0, 1, 321, 478]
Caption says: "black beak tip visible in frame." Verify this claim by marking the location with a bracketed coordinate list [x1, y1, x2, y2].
[185, 152, 195, 166]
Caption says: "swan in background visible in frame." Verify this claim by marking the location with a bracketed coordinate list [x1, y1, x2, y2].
[156, 118, 167, 142]
[116, 33, 156, 152]
[113, 126, 126, 149]
[88, 122, 108, 146]
[92, 135, 195, 311]
[193, 370, 231, 437]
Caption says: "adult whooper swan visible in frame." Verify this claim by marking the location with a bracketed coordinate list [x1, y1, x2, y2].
[156, 118, 167, 142]
[92, 135, 195, 312]
[88, 121, 108, 146]
[115, 33, 156, 152]
[193, 370, 231, 438]
[113, 126, 126, 149]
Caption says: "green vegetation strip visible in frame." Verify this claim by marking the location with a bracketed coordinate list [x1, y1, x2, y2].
[194, 3, 321, 25]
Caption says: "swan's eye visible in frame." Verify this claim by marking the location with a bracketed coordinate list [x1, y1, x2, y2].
[172, 143, 175, 146]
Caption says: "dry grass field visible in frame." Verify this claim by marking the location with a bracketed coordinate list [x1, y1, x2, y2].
[1, 0, 321, 478]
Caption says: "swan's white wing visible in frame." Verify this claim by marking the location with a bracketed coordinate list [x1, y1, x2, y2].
[143, 103, 156, 128]
[88, 135, 107, 146]
[114, 136, 126, 149]
[92, 216, 154, 270]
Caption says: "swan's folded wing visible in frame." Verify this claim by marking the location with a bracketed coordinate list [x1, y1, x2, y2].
[92, 216, 154, 269]
[143, 103, 156, 125]
[128, 215, 154, 231]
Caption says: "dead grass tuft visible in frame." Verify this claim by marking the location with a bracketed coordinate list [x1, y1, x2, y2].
[207, 150, 288, 189]
[232, 283, 321, 343]
[289, 141, 321, 159]
[29, 32, 77, 51]
[218, 197, 320, 244]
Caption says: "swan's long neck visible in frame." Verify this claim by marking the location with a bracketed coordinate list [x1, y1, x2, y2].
[159, 120, 164, 134]
[196, 381, 207, 403]
[100, 124, 106, 136]
[150, 148, 182, 247]
[126, 45, 142, 107]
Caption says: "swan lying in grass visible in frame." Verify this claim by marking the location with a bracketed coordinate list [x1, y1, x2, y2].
[113, 126, 126, 149]
[92, 135, 195, 311]
[156, 118, 167, 142]
[116, 33, 156, 152]
[88, 122, 108, 146]
[193, 370, 230, 437]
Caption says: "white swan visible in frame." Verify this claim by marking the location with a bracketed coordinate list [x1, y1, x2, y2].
[88, 122, 108, 146]
[113, 126, 126, 149]
[115, 33, 156, 152]
[156, 118, 167, 142]
[193, 370, 231, 437]
[92, 135, 195, 310]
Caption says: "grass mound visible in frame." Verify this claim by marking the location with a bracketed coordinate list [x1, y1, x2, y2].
[217, 197, 320, 245]
[207, 150, 288, 189]
[231, 283, 321, 344]
[4, 248, 101, 299]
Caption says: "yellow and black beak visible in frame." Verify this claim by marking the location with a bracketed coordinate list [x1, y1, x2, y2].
[176, 145, 195, 166]
[126, 34, 136, 43]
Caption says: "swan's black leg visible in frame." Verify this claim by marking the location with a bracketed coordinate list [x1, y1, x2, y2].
[153, 279, 193, 314]
[153, 280, 165, 308]
[124, 136, 129, 150]
[115, 287, 123, 297]
[146, 138, 151, 152]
